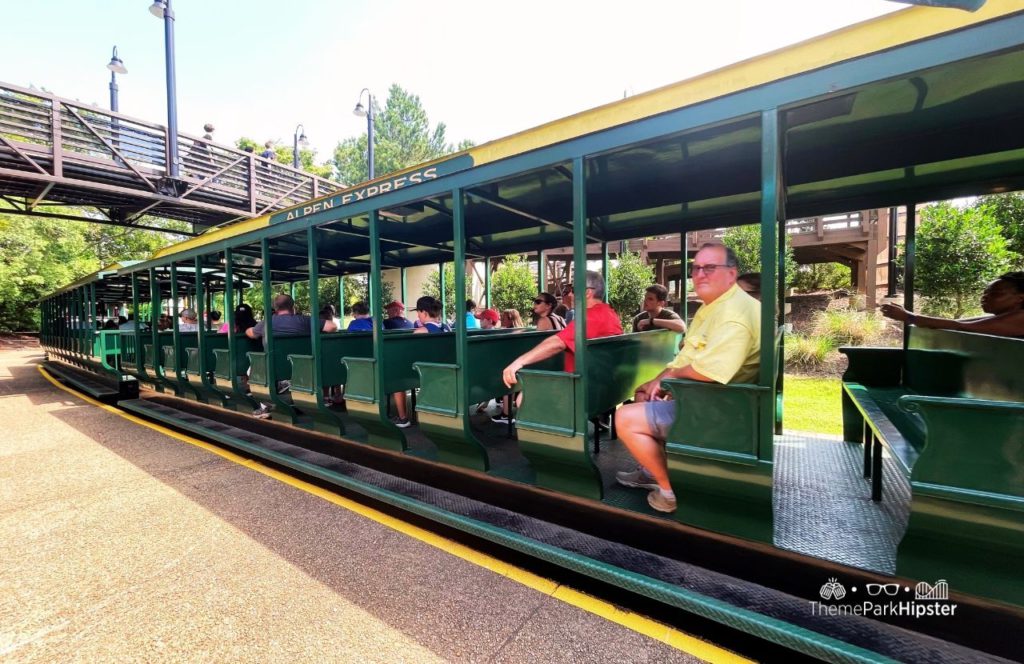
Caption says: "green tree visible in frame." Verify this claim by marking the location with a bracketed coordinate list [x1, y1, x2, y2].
[977, 191, 1024, 267]
[0, 210, 188, 331]
[342, 274, 395, 313]
[721, 224, 796, 284]
[332, 84, 469, 185]
[914, 202, 1016, 317]
[423, 263, 458, 314]
[791, 262, 852, 293]
[608, 251, 655, 326]
[236, 137, 334, 180]
[489, 255, 536, 318]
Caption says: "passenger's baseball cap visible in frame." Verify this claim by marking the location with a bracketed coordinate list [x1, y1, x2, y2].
[476, 308, 500, 323]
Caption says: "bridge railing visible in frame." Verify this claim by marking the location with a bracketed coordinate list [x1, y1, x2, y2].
[0, 80, 340, 221]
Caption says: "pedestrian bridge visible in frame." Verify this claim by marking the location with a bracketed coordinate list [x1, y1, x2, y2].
[0, 80, 342, 234]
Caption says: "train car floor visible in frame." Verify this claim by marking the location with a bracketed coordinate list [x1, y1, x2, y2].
[593, 433, 908, 575]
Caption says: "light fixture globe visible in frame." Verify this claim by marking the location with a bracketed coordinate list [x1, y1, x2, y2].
[107, 46, 127, 75]
[149, 0, 166, 18]
[353, 102, 367, 117]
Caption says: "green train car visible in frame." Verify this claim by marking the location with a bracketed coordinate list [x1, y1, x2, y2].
[39, 3, 1024, 661]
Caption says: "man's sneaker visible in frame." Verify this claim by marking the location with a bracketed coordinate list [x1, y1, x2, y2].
[491, 413, 515, 425]
[647, 488, 677, 513]
[252, 404, 273, 419]
[615, 468, 659, 490]
[391, 416, 412, 428]
[276, 380, 291, 394]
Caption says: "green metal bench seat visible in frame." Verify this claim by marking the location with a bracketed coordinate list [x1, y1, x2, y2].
[655, 329, 783, 543]
[343, 331, 458, 452]
[184, 332, 230, 406]
[212, 336, 262, 411]
[413, 329, 559, 472]
[840, 326, 1024, 606]
[288, 331, 375, 435]
[142, 331, 175, 392]
[160, 332, 203, 401]
[247, 335, 313, 425]
[514, 329, 683, 500]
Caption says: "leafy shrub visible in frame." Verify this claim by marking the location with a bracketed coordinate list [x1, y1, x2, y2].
[791, 262, 851, 293]
[608, 251, 654, 327]
[811, 309, 885, 347]
[784, 334, 836, 372]
[490, 254, 536, 317]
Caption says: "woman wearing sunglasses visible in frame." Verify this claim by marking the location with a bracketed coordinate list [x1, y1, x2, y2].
[531, 292, 566, 331]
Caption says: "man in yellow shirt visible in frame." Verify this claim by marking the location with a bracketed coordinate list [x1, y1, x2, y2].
[615, 243, 761, 512]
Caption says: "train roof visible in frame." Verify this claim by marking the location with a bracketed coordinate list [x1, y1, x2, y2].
[116, 0, 1024, 282]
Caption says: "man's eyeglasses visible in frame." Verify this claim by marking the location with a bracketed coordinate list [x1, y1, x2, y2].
[866, 583, 901, 596]
[690, 263, 733, 276]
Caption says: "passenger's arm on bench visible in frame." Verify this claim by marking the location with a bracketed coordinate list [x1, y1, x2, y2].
[503, 335, 567, 388]
[636, 364, 713, 401]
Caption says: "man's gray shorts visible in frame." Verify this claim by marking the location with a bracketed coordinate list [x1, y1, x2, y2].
[644, 400, 676, 441]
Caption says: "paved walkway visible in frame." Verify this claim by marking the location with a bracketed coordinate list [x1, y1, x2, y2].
[0, 349, 727, 663]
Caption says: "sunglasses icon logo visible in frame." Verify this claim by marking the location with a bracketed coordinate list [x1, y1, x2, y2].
[866, 583, 902, 596]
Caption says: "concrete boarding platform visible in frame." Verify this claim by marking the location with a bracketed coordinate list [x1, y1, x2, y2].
[1, 349, 732, 663]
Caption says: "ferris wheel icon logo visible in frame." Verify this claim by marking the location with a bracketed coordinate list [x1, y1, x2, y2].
[820, 578, 847, 600]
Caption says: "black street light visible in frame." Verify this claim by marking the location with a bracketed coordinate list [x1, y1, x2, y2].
[353, 88, 375, 180]
[149, 0, 181, 179]
[106, 46, 127, 112]
[293, 124, 309, 170]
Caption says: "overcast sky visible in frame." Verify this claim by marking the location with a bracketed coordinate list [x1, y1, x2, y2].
[1, 0, 901, 164]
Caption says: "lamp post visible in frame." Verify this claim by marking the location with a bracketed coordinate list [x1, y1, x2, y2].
[106, 46, 127, 112]
[149, 0, 181, 179]
[293, 124, 308, 170]
[353, 88, 375, 180]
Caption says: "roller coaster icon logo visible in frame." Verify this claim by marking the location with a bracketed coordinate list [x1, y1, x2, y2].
[813, 577, 957, 618]
[819, 578, 950, 601]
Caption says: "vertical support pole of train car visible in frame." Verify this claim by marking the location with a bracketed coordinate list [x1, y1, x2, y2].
[289, 281, 297, 302]
[439, 262, 448, 321]
[261, 238, 276, 400]
[887, 207, 898, 298]
[223, 249, 245, 406]
[484, 258, 491, 309]
[601, 242, 610, 297]
[194, 255, 209, 395]
[74, 289, 80, 355]
[170, 263, 180, 356]
[453, 188, 470, 424]
[308, 227, 322, 407]
[759, 109, 782, 456]
[131, 272, 141, 369]
[338, 275, 345, 318]
[148, 268, 162, 391]
[89, 282, 98, 361]
[572, 156, 589, 435]
[680, 232, 689, 323]
[368, 208, 398, 444]
[903, 204, 916, 350]
[399, 268, 407, 305]
[538, 250, 546, 294]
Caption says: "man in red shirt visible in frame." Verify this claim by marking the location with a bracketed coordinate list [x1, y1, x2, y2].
[502, 270, 622, 387]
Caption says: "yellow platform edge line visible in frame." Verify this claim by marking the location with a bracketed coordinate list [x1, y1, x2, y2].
[37, 365, 752, 664]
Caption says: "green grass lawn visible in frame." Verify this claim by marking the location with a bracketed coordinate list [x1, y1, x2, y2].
[783, 375, 843, 435]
